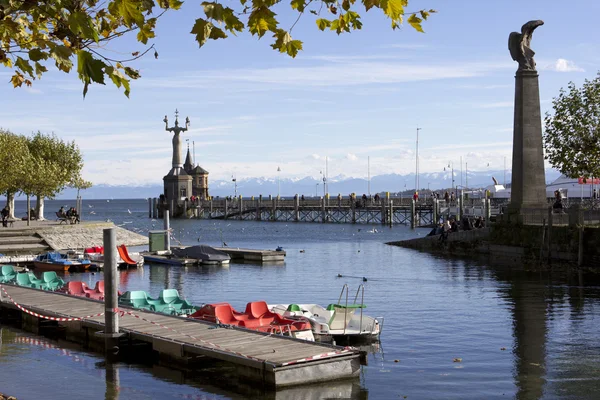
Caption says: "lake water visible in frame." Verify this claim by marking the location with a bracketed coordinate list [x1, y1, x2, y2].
[1, 199, 600, 399]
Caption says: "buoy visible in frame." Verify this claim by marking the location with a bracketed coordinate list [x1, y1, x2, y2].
[337, 274, 343, 277]
[362, 277, 368, 282]
[299, 250, 305, 253]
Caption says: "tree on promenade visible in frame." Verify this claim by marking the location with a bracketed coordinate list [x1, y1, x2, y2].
[0, 0, 435, 97]
[544, 72, 600, 180]
[27, 132, 87, 220]
[0, 129, 29, 218]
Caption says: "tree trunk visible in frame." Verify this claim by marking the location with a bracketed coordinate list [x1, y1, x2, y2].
[7, 192, 15, 219]
[26, 194, 30, 227]
[35, 195, 46, 221]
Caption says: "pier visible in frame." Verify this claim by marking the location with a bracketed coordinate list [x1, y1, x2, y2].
[149, 195, 510, 227]
[0, 285, 365, 388]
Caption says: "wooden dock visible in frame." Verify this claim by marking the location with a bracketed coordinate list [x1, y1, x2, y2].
[0, 285, 364, 388]
[214, 247, 286, 263]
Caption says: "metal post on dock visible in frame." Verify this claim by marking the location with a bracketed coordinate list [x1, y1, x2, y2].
[389, 200, 393, 227]
[148, 198, 152, 218]
[183, 199, 188, 218]
[411, 199, 416, 229]
[152, 198, 157, 219]
[272, 198, 277, 221]
[380, 201, 386, 225]
[163, 212, 171, 251]
[294, 194, 299, 222]
[351, 195, 356, 223]
[96, 227, 123, 359]
[224, 198, 228, 220]
[433, 198, 438, 225]
[239, 195, 243, 220]
[209, 198, 213, 218]
[321, 197, 326, 223]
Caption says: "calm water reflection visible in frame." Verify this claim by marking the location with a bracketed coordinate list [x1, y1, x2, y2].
[1, 199, 599, 399]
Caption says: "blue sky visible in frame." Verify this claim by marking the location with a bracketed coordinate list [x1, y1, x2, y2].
[1, 0, 599, 186]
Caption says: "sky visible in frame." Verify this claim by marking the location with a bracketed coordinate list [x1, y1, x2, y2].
[1, 0, 599, 187]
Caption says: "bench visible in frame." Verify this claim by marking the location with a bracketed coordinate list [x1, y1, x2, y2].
[56, 212, 68, 224]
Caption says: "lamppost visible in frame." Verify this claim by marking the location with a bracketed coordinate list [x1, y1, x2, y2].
[277, 166, 281, 198]
[231, 175, 237, 199]
[444, 162, 455, 190]
[316, 183, 319, 197]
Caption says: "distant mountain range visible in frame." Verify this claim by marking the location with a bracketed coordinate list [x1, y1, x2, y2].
[4, 169, 561, 200]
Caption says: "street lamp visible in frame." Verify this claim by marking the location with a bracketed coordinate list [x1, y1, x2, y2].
[277, 166, 281, 198]
[444, 162, 455, 189]
[316, 183, 319, 197]
[231, 174, 237, 199]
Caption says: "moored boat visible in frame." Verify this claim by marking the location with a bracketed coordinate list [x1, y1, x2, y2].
[171, 245, 230, 265]
[190, 301, 315, 341]
[33, 252, 92, 272]
[269, 285, 383, 342]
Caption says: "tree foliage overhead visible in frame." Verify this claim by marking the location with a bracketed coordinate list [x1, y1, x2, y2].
[0, 0, 435, 97]
[543, 72, 600, 180]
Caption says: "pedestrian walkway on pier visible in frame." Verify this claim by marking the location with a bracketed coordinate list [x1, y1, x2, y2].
[0, 285, 364, 388]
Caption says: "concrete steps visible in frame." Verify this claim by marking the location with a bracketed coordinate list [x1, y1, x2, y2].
[0, 230, 52, 255]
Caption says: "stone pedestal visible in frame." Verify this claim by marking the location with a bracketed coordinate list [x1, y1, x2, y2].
[508, 70, 547, 220]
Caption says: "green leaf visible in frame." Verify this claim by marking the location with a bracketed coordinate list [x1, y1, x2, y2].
[16, 57, 34, 77]
[68, 11, 100, 42]
[202, 2, 224, 21]
[28, 48, 48, 62]
[76, 50, 106, 97]
[168, 0, 184, 9]
[49, 45, 74, 72]
[136, 23, 155, 44]
[34, 62, 47, 78]
[420, 10, 430, 20]
[363, 0, 380, 11]
[106, 66, 131, 97]
[290, 0, 306, 12]
[248, 7, 278, 38]
[316, 18, 331, 31]
[191, 18, 227, 46]
[381, 0, 406, 21]
[271, 29, 303, 57]
[408, 14, 424, 32]
[123, 66, 141, 79]
[112, 0, 145, 27]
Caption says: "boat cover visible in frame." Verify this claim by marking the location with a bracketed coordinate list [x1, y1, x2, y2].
[172, 245, 230, 262]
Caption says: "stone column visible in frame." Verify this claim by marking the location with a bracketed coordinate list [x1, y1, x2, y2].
[508, 69, 547, 216]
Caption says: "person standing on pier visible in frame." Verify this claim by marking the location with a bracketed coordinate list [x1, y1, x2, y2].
[444, 191, 450, 203]
[413, 191, 419, 202]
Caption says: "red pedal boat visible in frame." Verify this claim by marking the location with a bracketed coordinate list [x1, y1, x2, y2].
[190, 301, 315, 341]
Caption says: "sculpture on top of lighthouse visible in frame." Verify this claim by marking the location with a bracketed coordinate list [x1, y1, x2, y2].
[163, 109, 190, 175]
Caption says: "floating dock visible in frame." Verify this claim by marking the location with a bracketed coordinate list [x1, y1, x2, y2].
[0, 285, 364, 388]
[214, 247, 286, 263]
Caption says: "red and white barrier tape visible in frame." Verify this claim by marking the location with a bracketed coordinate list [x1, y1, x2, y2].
[1, 286, 108, 322]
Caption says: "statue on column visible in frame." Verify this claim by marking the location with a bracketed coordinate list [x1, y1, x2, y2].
[508, 20, 544, 71]
[163, 109, 190, 171]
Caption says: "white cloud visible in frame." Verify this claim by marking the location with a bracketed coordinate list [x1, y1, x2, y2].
[544, 59, 585, 72]
[346, 153, 358, 161]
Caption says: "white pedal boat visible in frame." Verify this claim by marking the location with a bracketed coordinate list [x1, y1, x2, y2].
[269, 285, 383, 341]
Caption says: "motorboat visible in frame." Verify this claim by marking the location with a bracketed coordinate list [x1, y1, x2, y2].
[269, 285, 383, 341]
[33, 251, 92, 272]
[190, 301, 315, 341]
[83, 245, 144, 268]
[171, 245, 231, 265]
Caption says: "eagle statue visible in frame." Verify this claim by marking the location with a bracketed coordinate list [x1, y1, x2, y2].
[508, 20, 544, 71]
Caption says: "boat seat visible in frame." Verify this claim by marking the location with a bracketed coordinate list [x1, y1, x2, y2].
[214, 304, 245, 326]
[0, 265, 17, 283]
[16, 273, 41, 289]
[42, 271, 65, 291]
[64, 281, 91, 297]
[118, 290, 158, 312]
[245, 301, 272, 319]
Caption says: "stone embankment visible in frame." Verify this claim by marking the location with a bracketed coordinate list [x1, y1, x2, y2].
[388, 223, 600, 268]
[38, 222, 148, 250]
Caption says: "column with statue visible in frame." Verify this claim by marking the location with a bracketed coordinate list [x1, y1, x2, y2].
[162, 110, 193, 217]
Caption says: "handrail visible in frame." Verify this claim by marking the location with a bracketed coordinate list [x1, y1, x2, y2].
[353, 284, 365, 333]
[337, 284, 349, 335]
